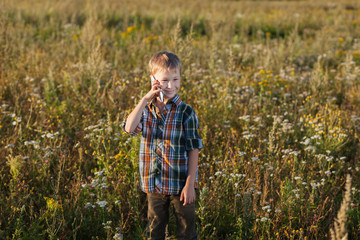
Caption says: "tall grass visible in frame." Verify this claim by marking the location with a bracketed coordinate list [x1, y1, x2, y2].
[1, 0, 360, 239]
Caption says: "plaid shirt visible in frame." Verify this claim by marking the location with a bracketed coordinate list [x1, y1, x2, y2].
[122, 94, 203, 194]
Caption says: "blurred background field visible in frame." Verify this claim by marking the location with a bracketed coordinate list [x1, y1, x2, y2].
[1, 0, 360, 239]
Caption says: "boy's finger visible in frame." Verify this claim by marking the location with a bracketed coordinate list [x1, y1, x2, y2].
[151, 87, 160, 93]
[183, 196, 189, 206]
[152, 84, 160, 90]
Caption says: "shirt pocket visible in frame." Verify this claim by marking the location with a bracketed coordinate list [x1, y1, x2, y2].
[170, 122, 186, 155]
[173, 119, 184, 140]
[175, 119, 183, 129]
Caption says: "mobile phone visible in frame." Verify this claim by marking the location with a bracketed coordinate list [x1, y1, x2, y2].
[151, 75, 164, 102]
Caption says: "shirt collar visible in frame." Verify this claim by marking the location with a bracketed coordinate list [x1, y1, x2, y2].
[166, 94, 181, 106]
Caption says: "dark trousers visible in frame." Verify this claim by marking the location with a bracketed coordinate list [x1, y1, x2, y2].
[146, 192, 197, 240]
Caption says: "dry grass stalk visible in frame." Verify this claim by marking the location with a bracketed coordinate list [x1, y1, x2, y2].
[330, 174, 352, 240]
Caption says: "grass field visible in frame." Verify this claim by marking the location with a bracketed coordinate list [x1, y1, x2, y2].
[1, 0, 360, 239]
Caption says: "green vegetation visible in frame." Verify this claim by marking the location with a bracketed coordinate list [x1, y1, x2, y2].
[1, 0, 360, 239]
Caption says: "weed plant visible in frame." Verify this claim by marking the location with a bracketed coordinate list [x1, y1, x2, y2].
[1, 0, 360, 239]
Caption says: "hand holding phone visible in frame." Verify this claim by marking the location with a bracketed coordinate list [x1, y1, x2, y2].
[151, 75, 164, 102]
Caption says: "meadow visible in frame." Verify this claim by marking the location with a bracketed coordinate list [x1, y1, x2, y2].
[1, 0, 360, 239]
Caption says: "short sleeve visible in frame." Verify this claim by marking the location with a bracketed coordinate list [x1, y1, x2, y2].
[183, 109, 203, 151]
[122, 115, 143, 136]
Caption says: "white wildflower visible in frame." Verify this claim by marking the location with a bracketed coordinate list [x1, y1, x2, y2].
[5, 143, 15, 148]
[311, 135, 321, 140]
[113, 233, 123, 240]
[95, 170, 105, 176]
[243, 134, 256, 139]
[304, 146, 316, 153]
[300, 138, 311, 145]
[96, 201, 107, 208]
[238, 151, 246, 156]
[85, 202, 93, 209]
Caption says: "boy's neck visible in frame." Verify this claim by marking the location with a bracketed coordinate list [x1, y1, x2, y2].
[156, 95, 176, 105]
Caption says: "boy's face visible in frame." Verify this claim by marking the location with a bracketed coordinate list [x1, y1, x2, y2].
[153, 68, 181, 101]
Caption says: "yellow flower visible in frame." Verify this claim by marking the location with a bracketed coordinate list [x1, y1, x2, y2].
[146, 36, 154, 42]
[126, 26, 136, 34]
[44, 197, 63, 213]
[338, 37, 344, 42]
[121, 32, 127, 38]
[145, 35, 159, 43]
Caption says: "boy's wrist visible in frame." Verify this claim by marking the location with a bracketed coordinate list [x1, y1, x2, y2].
[185, 179, 195, 188]
[141, 96, 151, 105]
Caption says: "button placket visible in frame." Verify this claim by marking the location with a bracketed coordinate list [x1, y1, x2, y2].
[153, 102, 173, 192]
[154, 108, 166, 191]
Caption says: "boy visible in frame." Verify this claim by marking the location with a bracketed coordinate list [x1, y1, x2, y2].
[122, 51, 202, 240]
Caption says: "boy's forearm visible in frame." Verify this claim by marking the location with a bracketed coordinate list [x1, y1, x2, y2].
[185, 148, 199, 188]
[125, 97, 149, 133]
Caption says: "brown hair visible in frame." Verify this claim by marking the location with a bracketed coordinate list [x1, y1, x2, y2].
[148, 51, 182, 76]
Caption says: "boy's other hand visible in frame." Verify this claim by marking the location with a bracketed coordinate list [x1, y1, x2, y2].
[180, 185, 195, 206]
[143, 79, 163, 103]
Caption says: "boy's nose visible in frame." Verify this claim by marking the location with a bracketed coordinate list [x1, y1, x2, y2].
[167, 81, 172, 89]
